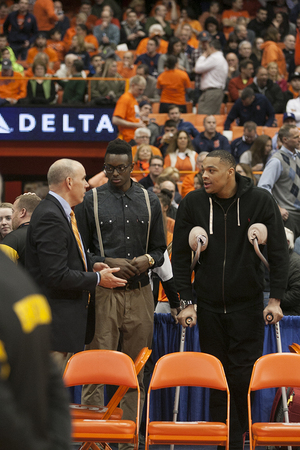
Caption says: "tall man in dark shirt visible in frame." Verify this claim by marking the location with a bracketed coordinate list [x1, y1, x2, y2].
[75, 139, 166, 444]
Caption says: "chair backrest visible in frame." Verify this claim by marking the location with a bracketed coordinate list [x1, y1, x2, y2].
[249, 353, 300, 392]
[63, 350, 138, 389]
[149, 351, 228, 391]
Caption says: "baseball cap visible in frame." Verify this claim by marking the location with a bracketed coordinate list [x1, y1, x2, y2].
[139, 100, 151, 109]
[198, 31, 211, 42]
[283, 112, 296, 122]
[290, 72, 300, 80]
[2, 58, 12, 69]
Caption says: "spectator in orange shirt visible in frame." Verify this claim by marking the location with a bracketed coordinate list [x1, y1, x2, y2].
[76, 24, 99, 57]
[164, 129, 198, 171]
[175, 7, 202, 40]
[63, 13, 87, 51]
[26, 33, 58, 70]
[112, 74, 146, 143]
[70, 0, 98, 31]
[33, 0, 59, 35]
[181, 151, 208, 198]
[0, 58, 26, 105]
[222, 0, 250, 35]
[228, 58, 254, 102]
[131, 127, 162, 158]
[0, 2, 8, 35]
[133, 143, 153, 177]
[156, 54, 191, 113]
[261, 27, 288, 80]
[24, 53, 54, 77]
[135, 24, 168, 56]
[117, 51, 137, 79]
[47, 28, 66, 63]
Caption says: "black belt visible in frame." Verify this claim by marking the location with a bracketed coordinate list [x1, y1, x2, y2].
[113, 278, 149, 291]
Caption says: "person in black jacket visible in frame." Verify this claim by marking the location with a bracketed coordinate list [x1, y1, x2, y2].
[172, 150, 289, 450]
[3, 0, 38, 60]
[248, 66, 285, 113]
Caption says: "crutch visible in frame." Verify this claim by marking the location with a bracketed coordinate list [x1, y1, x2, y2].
[170, 227, 208, 450]
[248, 223, 291, 446]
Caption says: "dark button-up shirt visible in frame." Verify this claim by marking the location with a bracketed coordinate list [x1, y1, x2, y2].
[75, 181, 166, 281]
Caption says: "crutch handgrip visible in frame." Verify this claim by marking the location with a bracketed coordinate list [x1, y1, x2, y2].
[189, 227, 208, 252]
[247, 223, 268, 245]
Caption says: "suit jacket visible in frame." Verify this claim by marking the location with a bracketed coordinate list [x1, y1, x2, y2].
[25, 193, 98, 353]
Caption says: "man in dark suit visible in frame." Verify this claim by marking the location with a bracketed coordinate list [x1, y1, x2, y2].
[26, 158, 126, 371]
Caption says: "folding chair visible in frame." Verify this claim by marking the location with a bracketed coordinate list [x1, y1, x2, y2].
[64, 347, 151, 421]
[64, 350, 142, 450]
[248, 353, 300, 450]
[145, 351, 230, 450]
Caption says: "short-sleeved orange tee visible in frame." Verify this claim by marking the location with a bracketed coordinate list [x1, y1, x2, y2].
[131, 144, 162, 159]
[135, 37, 168, 56]
[26, 47, 58, 65]
[113, 91, 140, 142]
[221, 9, 249, 34]
[157, 69, 191, 105]
[117, 62, 137, 79]
[47, 39, 66, 62]
[164, 153, 197, 171]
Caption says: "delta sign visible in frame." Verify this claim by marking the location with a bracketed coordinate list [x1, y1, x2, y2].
[0, 107, 118, 141]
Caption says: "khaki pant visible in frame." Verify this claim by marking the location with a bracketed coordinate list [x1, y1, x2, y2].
[197, 87, 224, 115]
[82, 283, 154, 448]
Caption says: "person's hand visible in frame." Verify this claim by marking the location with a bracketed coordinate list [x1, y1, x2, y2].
[128, 33, 137, 40]
[102, 35, 110, 44]
[177, 305, 197, 328]
[130, 255, 150, 275]
[93, 262, 109, 272]
[170, 307, 178, 323]
[252, 163, 263, 171]
[23, 40, 30, 48]
[137, 30, 145, 37]
[278, 205, 289, 221]
[135, 120, 146, 128]
[99, 267, 128, 288]
[104, 257, 139, 279]
[263, 298, 283, 325]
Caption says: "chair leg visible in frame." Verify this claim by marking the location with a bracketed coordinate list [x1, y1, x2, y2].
[78, 443, 94, 450]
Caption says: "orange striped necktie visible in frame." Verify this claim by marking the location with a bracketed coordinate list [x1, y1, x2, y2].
[70, 210, 87, 272]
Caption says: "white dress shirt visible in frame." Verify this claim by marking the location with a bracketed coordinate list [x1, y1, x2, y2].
[195, 50, 228, 91]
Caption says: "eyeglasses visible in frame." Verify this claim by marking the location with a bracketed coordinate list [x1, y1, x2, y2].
[104, 164, 131, 174]
[137, 135, 150, 139]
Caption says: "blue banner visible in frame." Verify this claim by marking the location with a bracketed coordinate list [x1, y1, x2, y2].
[0, 107, 118, 141]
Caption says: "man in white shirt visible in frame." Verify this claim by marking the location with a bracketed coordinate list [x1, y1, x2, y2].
[286, 76, 300, 126]
[195, 39, 228, 114]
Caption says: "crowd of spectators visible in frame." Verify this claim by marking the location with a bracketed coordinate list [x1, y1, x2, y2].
[1, 0, 300, 182]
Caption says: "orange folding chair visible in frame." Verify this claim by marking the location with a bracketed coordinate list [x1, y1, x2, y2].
[64, 347, 151, 422]
[248, 353, 300, 450]
[64, 349, 145, 450]
[145, 351, 230, 450]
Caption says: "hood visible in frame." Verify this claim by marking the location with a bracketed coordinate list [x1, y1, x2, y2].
[260, 40, 277, 50]
[207, 172, 254, 235]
